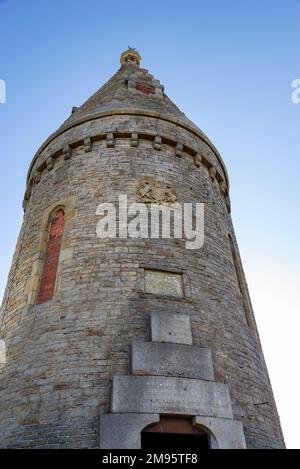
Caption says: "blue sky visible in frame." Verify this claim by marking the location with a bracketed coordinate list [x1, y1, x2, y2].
[0, 0, 299, 448]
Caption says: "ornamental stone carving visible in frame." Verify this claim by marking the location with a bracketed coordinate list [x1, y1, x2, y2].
[137, 177, 177, 205]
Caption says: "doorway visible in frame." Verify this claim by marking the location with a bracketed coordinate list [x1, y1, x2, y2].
[141, 418, 210, 450]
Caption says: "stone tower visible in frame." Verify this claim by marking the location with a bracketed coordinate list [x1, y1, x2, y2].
[0, 49, 284, 449]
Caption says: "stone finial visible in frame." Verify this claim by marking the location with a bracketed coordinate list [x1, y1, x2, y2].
[120, 48, 142, 67]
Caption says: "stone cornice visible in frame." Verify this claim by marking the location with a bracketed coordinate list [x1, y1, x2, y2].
[27, 109, 229, 189]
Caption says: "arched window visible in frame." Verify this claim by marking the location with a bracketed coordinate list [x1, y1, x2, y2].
[141, 418, 210, 450]
[36, 209, 65, 305]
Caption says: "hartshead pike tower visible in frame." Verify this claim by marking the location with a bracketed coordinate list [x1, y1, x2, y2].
[0, 50, 284, 449]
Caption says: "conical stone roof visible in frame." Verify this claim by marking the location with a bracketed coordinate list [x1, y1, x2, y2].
[57, 49, 206, 138]
[29, 49, 228, 186]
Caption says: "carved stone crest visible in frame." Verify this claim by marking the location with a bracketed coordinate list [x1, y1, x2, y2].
[137, 178, 177, 205]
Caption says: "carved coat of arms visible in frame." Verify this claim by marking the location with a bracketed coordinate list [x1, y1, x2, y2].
[137, 178, 177, 205]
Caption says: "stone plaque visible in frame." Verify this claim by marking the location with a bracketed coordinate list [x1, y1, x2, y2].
[111, 375, 233, 419]
[144, 269, 183, 297]
[131, 341, 214, 381]
[150, 311, 192, 345]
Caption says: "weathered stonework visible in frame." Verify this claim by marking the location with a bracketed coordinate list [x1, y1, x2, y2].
[136, 178, 177, 205]
[0, 50, 284, 449]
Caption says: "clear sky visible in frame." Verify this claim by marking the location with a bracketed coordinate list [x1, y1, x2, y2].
[0, 0, 299, 448]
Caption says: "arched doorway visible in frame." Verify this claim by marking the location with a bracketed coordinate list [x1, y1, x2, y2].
[141, 418, 211, 450]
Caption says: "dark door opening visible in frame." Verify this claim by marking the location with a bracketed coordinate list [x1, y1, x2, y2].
[141, 431, 210, 450]
[141, 418, 210, 450]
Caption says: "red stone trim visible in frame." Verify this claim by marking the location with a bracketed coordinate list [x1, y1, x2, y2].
[36, 209, 65, 305]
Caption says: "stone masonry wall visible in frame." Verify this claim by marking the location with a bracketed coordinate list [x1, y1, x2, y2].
[0, 114, 284, 448]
